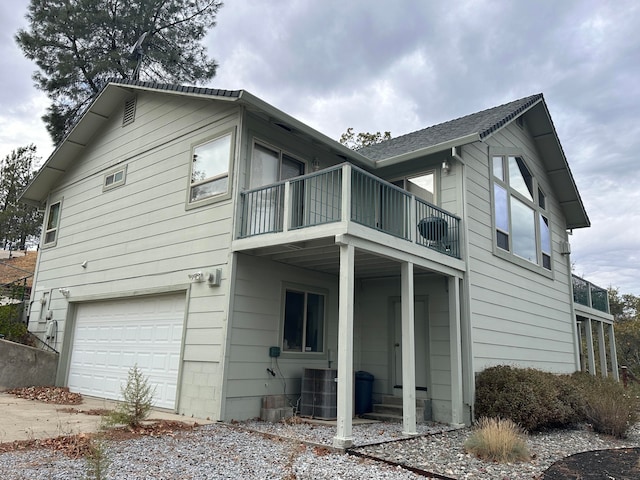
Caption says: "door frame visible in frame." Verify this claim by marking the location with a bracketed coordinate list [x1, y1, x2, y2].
[388, 295, 430, 398]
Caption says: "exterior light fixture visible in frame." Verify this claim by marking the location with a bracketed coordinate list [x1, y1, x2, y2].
[188, 272, 205, 282]
[58, 288, 70, 298]
[442, 160, 451, 174]
[312, 158, 320, 171]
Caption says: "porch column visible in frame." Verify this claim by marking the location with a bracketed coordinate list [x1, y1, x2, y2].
[449, 276, 464, 426]
[609, 324, 619, 381]
[597, 321, 607, 378]
[401, 262, 417, 435]
[333, 243, 354, 449]
[584, 318, 596, 375]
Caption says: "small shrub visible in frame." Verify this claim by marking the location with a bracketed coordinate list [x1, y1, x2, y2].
[0, 305, 30, 343]
[475, 366, 582, 431]
[464, 417, 530, 463]
[85, 438, 110, 480]
[102, 365, 155, 428]
[572, 373, 639, 438]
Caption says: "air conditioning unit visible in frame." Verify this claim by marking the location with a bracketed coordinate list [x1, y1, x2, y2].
[300, 368, 337, 420]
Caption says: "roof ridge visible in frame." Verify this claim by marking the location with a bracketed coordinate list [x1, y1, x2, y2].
[365, 93, 544, 150]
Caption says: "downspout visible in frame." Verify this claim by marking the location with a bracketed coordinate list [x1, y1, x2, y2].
[452, 145, 475, 424]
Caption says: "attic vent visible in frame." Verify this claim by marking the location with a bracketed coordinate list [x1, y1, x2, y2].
[122, 97, 137, 126]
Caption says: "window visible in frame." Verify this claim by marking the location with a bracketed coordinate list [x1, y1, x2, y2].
[103, 166, 126, 191]
[43, 201, 62, 246]
[491, 154, 551, 270]
[189, 131, 234, 203]
[282, 289, 325, 353]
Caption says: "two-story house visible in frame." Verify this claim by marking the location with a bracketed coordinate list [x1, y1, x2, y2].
[20, 80, 615, 448]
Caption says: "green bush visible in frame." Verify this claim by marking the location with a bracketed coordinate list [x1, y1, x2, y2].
[475, 366, 582, 431]
[0, 305, 30, 343]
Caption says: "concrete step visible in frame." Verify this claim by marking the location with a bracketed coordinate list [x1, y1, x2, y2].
[362, 412, 403, 423]
[379, 395, 425, 407]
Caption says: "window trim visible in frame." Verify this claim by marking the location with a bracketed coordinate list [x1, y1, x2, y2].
[42, 198, 63, 248]
[280, 283, 327, 358]
[185, 127, 236, 209]
[103, 165, 127, 192]
[490, 148, 553, 278]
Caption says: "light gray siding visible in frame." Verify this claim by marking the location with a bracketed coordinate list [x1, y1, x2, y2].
[224, 253, 339, 420]
[28, 92, 242, 420]
[465, 122, 576, 374]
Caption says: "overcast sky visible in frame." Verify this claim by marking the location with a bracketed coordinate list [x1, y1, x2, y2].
[1, 0, 639, 295]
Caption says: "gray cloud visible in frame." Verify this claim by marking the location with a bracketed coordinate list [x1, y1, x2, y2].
[3, 0, 640, 294]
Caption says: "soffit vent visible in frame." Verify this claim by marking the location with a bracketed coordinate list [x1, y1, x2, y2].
[123, 97, 137, 126]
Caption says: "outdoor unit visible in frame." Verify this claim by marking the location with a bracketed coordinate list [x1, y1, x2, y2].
[299, 367, 337, 420]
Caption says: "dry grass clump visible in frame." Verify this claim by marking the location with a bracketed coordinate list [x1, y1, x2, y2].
[464, 417, 530, 463]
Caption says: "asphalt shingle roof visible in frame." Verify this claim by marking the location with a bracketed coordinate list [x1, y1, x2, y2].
[358, 94, 543, 161]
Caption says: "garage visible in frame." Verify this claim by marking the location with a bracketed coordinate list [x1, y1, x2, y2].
[67, 293, 186, 409]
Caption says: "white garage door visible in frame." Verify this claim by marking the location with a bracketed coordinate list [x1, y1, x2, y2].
[68, 293, 185, 409]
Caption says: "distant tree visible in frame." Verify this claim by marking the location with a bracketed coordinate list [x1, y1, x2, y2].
[0, 145, 42, 250]
[608, 288, 640, 376]
[339, 128, 391, 150]
[16, 0, 223, 144]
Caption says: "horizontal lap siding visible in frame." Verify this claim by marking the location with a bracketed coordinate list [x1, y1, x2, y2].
[224, 254, 339, 421]
[30, 92, 242, 420]
[465, 122, 576, 375]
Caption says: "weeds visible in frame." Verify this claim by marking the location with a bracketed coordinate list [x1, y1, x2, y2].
[464, 417, 530, 463]
[85, 437, 110, 480]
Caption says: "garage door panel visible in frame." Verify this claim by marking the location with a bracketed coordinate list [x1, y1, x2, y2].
[68, 294, 185, 409]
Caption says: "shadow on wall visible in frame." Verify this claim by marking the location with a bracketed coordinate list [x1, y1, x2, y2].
[0, 339, 58, 389]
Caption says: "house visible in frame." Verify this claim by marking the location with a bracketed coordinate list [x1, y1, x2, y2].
[20, 80, 616, 448]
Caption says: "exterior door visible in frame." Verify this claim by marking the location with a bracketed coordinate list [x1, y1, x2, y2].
[393, 297, 429, 398]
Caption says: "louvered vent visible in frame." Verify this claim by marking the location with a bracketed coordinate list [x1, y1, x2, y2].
[122, 97, 137, 126]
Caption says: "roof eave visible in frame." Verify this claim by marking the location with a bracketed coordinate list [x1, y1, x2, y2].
[373, 132, 481, 168]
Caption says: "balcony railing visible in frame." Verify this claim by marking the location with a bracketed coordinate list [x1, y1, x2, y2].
[239, 163, 461, 259]
[572, 274, 609, 314]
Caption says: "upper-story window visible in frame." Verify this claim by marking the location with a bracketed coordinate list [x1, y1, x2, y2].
[43, 200, 62, 247]
[492, 154, 551, 270]
[189, 130, 235, 204]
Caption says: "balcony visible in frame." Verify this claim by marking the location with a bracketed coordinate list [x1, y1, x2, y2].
[237, 163, 461, 260]
[572, 274, 609, 314]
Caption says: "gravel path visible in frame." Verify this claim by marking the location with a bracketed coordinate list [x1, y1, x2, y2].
[1, 420, 639, 479]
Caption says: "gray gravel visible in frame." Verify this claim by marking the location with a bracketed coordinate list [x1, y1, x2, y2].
[1, 420, 639, 479]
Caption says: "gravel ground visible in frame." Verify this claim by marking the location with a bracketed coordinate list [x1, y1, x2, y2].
[1, 420, 639, 479]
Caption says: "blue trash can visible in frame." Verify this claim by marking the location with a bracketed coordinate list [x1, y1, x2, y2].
[355, 371, 374, 415]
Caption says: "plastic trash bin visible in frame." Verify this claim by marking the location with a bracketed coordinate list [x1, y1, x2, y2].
[355, 371, 374, 415]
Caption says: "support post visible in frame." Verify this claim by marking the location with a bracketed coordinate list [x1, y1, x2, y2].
[584, 318, 596, 375]
[597, 321, 607, 377]
[449, 277, 464, 425]
[609, 323, 619, 381]
[333, 243, 354, 449]
[401, 262, 417, 435]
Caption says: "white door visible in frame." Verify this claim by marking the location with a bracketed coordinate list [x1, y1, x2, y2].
[393, 298, 430, 398]
[68, 293, 185, 409]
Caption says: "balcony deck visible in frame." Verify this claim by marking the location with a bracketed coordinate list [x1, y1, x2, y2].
[232, 164, 463, 276]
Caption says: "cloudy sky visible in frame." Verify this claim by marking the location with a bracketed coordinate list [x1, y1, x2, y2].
[1, 0, 639, 295]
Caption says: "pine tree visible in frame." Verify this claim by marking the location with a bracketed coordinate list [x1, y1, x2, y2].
[0, 145, 42, 250]
[16, 0, 222, 143]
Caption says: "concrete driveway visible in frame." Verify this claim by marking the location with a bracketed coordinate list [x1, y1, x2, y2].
[0, 392, 209, 443]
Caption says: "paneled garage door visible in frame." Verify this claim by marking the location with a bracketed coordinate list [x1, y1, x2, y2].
[68, 293, 185, 409]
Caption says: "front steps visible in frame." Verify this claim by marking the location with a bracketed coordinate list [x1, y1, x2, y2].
[361, 395, 431, 423]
